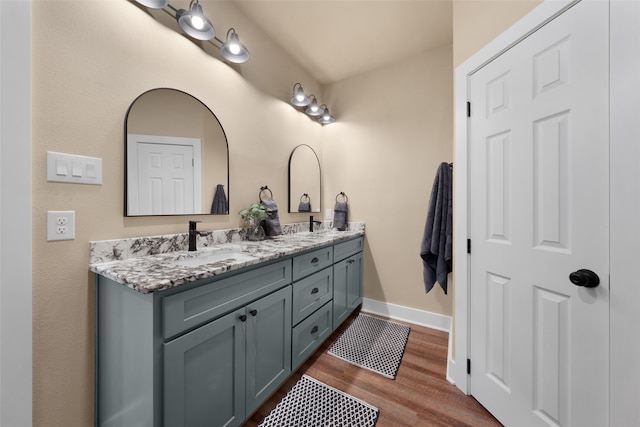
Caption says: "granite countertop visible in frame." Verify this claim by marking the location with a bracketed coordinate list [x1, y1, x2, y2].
[90, 226, 364, 295]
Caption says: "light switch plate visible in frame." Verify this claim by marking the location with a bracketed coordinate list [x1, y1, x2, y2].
[325, 208, 332, 219]
[47, 151, 102, 185]
[47, 211, 75, 241]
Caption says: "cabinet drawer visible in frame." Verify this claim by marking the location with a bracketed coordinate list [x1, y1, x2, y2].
[163, 260, 291, 340]
[291, 301, 333, 370]
[334, 237, 363, 262]
[292, 267, 333, 326]
[292, 246, 333, 281]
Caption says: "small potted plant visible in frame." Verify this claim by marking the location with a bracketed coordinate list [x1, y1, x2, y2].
[239, 203, 269, 241]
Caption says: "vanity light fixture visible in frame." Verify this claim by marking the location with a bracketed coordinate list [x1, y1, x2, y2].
[132, 0, 250, 64]
[133, 0, 168, 9]
[289, 84, 336, 124]
[317, 105, 336, 125]
[305, 95, 323, 117]
[290, 83, 310, 107]
[176, 0, 215, 41]
[221, 28, 250, 64]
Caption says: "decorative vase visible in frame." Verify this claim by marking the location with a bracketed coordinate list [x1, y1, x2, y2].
[246, 219, 265, 241]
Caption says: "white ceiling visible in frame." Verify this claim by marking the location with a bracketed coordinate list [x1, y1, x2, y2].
[233, 0, 453, 84]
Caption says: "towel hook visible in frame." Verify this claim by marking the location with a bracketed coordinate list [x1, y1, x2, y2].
[335, 192, 348, 203]
[259, 185, 273, 201]
[300, 193, 310, 202]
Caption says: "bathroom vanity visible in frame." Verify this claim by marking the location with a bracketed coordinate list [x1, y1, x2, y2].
[91, 226, 364, 427]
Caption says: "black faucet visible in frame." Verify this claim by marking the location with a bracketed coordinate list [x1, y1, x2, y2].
[188, 221, 208, 251]
[309, 215, 322, 232]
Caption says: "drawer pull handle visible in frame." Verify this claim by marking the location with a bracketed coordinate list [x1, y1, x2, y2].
[348, 259, 355, 264]
[311, 287, 319, 294]
[239, 314, 247, 322]
[249, 309, 258, 317]
[311, 257, 319, 264]
[310, 325, 319, 334]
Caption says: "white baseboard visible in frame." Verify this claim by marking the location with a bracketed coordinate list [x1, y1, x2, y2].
[361, 298, 451, 332]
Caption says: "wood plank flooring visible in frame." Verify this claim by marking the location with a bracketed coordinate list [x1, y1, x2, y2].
[244, 310, 502, 427]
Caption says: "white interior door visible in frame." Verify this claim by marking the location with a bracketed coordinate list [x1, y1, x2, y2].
[127, 134, 202, 215]
[468, 1, 609, 426]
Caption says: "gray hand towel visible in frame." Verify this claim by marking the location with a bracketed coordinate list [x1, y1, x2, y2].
[260, 198, 282, 236]
[298, 201, 311, 212]
[420, 162, 453, 294]
[333, 201, 348, 231]
[210, 184, 228, 214]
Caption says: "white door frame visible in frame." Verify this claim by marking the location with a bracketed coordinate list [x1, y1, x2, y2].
[0, 0, 32, 426]
[452, 1, 640, 425]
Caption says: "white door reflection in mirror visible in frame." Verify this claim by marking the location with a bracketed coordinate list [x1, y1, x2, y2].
[127, 134, 202, 215]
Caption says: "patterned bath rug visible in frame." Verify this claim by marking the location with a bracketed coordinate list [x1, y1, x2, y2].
[258, 375, 379, 427]
[328, 313, 410, 379]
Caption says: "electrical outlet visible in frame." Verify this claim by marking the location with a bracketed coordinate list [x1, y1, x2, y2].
[47, 211, 75, 241]
[325, 208, 332, 219]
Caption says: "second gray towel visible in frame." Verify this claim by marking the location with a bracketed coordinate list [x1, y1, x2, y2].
[333, 201, 348, 231]
[260, 198, 282, 236]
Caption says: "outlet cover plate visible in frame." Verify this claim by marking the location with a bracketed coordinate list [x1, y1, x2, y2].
[47, 211, 75, 241]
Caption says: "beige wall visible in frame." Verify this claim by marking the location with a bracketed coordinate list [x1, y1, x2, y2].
[32, 1, 322, 424]
[453, 0, 542, 67]
[322, 44, 454, 317]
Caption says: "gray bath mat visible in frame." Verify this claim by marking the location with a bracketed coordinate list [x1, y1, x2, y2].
[258, 375, 378, 427]
[328, 313, 410, 379]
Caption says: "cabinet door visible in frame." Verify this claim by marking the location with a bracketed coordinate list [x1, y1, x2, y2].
[245, 286, 292, 415]
[164, 308, 246, 427]
[346, 251, 363, 310]
[333, 252, 363, 329]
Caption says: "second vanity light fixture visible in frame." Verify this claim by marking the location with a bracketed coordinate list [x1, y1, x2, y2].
[133, 0, 250, 64]
[290, 83, 336, 125]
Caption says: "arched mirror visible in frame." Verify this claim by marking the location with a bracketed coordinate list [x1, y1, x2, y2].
[125, 88, 229, 216]
[288, 144, 321, 213]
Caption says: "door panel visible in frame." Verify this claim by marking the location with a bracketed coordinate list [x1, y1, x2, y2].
[469, 1, 609, 426]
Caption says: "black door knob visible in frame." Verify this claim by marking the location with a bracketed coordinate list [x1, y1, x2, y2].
[569, 269, 600, 288]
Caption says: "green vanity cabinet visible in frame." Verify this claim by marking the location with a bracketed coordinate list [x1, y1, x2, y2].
[332, 238, 364, 329]
[163, 285, 292, 427]
[95, 235, 364, 427]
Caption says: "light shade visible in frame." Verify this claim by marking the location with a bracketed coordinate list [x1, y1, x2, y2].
[134, 0, 168, 9]
[221, 28, 250, 63]
[318, 105, 336, 124]
[290, 83, 310, 107]
[305, 96, 322, 116]
[176, 0, 215, 41]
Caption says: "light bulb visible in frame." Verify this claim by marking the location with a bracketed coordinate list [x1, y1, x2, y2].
[296, 94, 305, 102]
[190, 15, 204, 30]
[229, 43, 241, 55]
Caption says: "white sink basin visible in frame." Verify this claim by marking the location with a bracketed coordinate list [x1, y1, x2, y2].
[173, 246, 257, 268]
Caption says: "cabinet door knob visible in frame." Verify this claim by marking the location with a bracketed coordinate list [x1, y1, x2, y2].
[348, 259, 355, 264]
[310, 325, 319, 334]
[311, 287, 319, 294]
[249, 309, 258, 317]
[239, 314, 247, 322]
[311, 257, 319, 264]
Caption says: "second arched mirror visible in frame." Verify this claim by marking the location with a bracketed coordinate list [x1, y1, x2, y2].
[288, 144, 321, 213]
[125, 88, 229, 216]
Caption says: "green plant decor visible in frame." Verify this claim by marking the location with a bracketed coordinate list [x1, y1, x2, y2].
[239, 203, 269, 224]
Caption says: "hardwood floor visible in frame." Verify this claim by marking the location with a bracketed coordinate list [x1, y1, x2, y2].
[244, 310, 502, 427]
